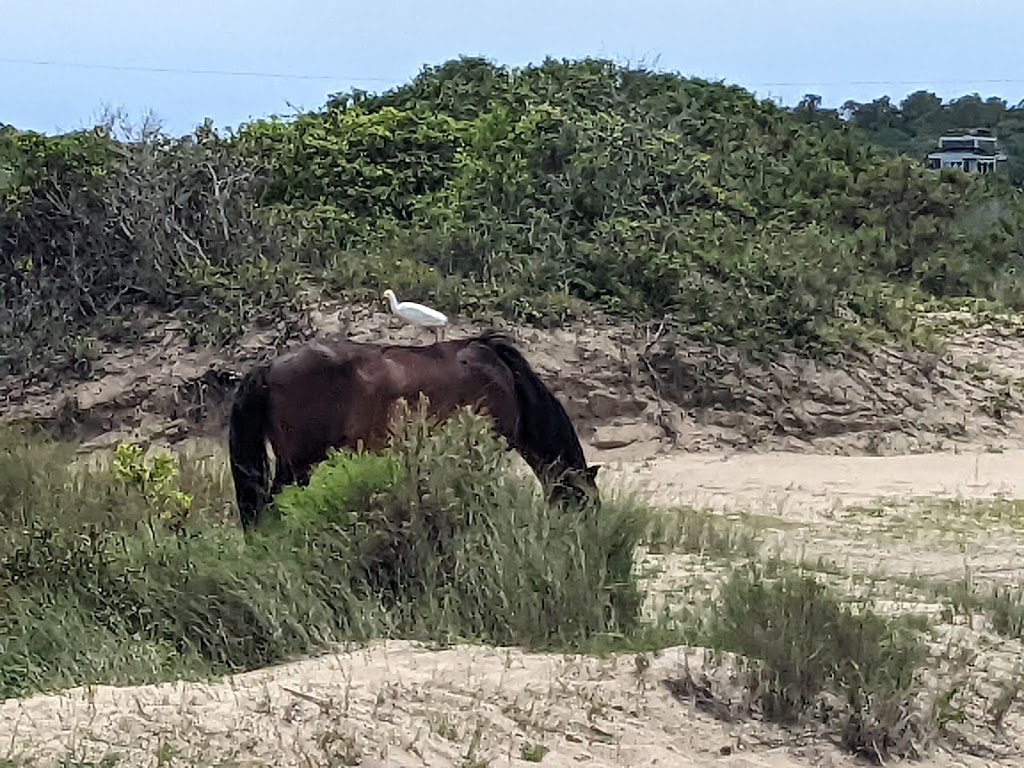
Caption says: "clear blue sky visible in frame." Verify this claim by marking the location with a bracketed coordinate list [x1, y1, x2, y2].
[3, 0, 1023, 137]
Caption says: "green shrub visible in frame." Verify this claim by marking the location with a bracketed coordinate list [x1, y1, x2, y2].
[273, 449, 402, 532]
[706, 564, 937, 762]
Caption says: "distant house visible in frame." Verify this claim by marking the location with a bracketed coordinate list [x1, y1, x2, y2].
[926, 129, 1009, 174]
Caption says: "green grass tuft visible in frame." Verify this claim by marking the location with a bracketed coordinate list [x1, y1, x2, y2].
[704, 563, 944, 763]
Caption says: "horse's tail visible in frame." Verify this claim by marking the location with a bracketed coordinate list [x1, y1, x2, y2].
[228, 362, 272, 531]
[475, 331, 589, 475]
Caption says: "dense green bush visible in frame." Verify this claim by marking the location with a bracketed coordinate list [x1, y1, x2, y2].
[305, 58, 1024, 341]
[273, 448, 402, 532]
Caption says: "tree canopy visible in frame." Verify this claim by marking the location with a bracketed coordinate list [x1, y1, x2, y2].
[793, 90, 1024, 184]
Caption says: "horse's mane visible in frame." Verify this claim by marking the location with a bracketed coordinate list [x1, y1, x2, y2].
[472, 330, 588, 472]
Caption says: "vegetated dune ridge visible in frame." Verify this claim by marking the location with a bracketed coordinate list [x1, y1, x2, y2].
[2, 307, 1024, 767]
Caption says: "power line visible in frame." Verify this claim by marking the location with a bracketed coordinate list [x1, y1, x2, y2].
[0, 56, 396, 83]
[1, 56, 1023, 93]
[747, 78, 1024, 89]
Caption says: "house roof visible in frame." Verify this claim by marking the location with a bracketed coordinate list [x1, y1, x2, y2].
[939, 134, 997, 142]
[927, 147, 1008, 159]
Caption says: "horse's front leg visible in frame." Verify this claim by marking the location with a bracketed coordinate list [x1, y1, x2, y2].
[293, 463, 314, 488]
[270, 461, 315, 499]
[271, 464, 297, 496]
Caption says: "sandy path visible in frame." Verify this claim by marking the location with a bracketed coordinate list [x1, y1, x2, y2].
[602, 448, 1024, 520]
[602, 447, 1024, 588]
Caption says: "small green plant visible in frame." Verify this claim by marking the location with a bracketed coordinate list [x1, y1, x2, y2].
[113, 442, 193, 533]
[520, 743, 549, 762]
[273, 449, 403, 532]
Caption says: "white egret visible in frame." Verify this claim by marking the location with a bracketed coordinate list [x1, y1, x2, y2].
[382, 289, 449, 343]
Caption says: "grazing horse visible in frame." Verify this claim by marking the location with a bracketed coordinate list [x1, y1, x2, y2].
[228, 330, 600, 531]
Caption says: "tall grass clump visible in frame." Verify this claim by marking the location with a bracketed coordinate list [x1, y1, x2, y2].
[703, 563, 943, 763]
[0, 407, 650, 699]
[938, 574, 1024, 640]
[273, 400, 647, 647]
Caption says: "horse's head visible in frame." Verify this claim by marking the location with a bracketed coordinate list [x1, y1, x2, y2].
[548, 463, 602, 510]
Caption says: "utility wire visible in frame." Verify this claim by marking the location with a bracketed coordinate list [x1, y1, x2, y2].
[748, 78, 1024, 90]
[0, 56, 395, 82]
[1, 56, 1023, 91]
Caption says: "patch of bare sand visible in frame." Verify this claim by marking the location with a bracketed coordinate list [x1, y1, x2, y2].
[606, 447, 1024, 584]
[6, 304, 1024, 462]
[603, 448, 1024, 522]
[616, 447, 1024, 766]
[0, 640, 1007, 768]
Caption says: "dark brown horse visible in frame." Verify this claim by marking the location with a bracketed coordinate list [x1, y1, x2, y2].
[228, 330, 600, 531]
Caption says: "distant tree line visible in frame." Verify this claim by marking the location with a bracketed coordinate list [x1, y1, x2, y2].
[789, 91, 1024, 184]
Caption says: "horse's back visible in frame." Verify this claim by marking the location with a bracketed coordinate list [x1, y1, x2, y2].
[267, 338, 370, 386]
[389, 340, 520, 434]
[265, 336, 518, 451]
[377, 340, 510, 394]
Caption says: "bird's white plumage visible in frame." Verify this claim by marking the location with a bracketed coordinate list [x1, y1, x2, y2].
[382, 289, 449, 342]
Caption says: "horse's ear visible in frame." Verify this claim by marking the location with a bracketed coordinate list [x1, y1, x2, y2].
[587, 464, 601, 481]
